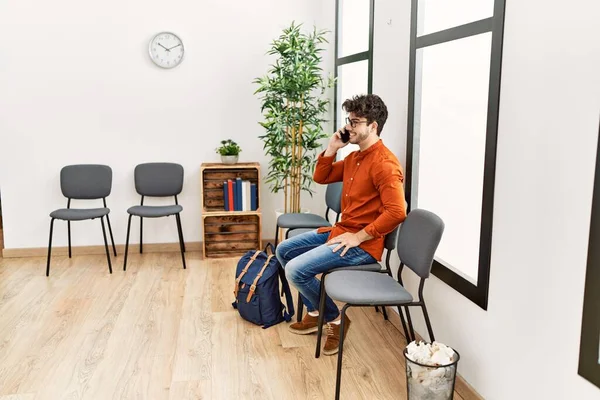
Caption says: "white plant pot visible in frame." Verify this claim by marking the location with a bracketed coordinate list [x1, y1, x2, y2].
[275, 207, 310, 241]
[221, 155, 238, 164]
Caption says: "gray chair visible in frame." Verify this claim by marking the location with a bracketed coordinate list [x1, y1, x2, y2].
[286, 228, 314, 238]
[46, 164, 117, 276]
[123, 162, 186, 270]
[314, 209, 444, 400]
[274, 182, 343, 246]
[288, 226, 400, 323]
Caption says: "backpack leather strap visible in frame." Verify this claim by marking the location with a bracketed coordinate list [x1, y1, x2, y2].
[234, 250, 260, 298]
[246, 255, 274, 303]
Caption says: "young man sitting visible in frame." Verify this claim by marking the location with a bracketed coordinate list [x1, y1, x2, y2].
[275, 94, 407, 355]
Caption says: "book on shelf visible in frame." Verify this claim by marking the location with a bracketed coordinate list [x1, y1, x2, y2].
[250, 183, 257, 211]
[223, 181, 229, 211]
[223, 179, 258, 211]
[235, 178, 242, 211]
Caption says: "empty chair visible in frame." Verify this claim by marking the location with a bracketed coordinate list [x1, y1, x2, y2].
[46, 164, 117, 276]
[123, 162, 186, 270]
[314, 209, 445, 400]
[275, 182, 343, 246]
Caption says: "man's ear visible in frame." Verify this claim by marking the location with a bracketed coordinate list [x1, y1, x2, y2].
[370, 121, 379, 135]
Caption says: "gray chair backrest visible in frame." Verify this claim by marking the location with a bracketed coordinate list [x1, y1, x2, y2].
[396, 209, 444, 278]
[60, 164, 112, 199]
[384, 225, 401, 250]
[325, 182, 343, 213]
[134, 163, 184, 197]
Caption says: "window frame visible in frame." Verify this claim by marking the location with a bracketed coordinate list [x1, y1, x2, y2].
[406, 0, 507, 309]
[578, 121, 600, 389]
[333, 0, 375, 131]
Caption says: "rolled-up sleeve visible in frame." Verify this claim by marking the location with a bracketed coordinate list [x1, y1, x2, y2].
[363, 159, 407, 238]
[313, 151, 344, 184]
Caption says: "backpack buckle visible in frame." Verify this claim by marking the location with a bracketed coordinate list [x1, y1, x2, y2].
[246, 284, 257, 302]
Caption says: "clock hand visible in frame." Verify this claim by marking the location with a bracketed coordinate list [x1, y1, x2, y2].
[167, 44, 181, 50]
[158, 43, 170, 52]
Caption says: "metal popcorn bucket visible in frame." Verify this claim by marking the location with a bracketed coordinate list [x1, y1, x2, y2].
[403, 347, 460, 400]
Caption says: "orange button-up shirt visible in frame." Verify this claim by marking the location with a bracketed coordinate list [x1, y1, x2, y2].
[313, 140, 407, 261]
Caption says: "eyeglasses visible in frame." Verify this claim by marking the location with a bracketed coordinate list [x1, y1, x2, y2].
[345, 117, 369, 128]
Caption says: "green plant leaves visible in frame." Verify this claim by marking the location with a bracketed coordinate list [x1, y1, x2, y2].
[254, 22, 334, 211]
[215, 139, 242, 156]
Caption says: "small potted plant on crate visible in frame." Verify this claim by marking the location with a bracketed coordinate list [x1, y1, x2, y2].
[216, 139, 242, 164]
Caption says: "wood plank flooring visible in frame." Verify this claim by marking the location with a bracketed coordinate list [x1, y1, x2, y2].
[0, 251, 464, 400]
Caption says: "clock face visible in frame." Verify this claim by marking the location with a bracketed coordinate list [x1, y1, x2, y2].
[149, 32, 184, 69]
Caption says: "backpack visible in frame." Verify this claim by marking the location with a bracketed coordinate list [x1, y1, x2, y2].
[232, 243, 295, 329]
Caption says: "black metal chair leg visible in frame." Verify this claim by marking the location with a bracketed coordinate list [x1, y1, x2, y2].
[123, 214, 132, 271]
[297, 293, 304, 322]
[405, 306, 416, 342]
[100, 217, 112, 274]
[375, 306, 380, 313]
[315, 276, 328, 358]
[180, 218, 186, 253]
[397, 306, 411, 343]
[175, 213, 186, 254]
[68, 221, 72, 258]
[274, 224, 279, 248]
[381, 306, 389, 320]
[335, 305, 350, 400]
[175, 213, 186, 269]
[140, 217, 143, 254]
[46, 218, 55, 277]
[105, 214, 117, 257]
[422, 302, 435, 343]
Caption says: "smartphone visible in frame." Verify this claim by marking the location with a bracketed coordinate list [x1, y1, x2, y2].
[340, 128, 350, 143]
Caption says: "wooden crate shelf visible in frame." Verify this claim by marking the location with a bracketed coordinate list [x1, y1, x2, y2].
[200, 163, 262, 258]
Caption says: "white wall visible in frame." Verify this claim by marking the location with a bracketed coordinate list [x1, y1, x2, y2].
[376, 0, 600, 398]
[0, 0, 335, 249]
[372, 0, 410, 174]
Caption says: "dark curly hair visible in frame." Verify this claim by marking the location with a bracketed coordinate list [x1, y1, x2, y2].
[342, 94, 388, 136]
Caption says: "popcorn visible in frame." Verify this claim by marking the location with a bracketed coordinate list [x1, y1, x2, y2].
[405, 341, 458, 400]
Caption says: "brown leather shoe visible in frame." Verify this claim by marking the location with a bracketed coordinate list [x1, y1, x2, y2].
[288, 314, 323, 335]
[322, 315, 351, 356]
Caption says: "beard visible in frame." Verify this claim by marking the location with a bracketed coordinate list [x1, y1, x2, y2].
[349, 130, 370, 144]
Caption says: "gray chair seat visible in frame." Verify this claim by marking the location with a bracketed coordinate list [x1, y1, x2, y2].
[277, 213, 331, 229]
[127, 205, 182, 218]
[50, 207, 110, 221]
[287, 228, 315, 238]
[328, 263, 383, 273]
[324, 270, 413, 305]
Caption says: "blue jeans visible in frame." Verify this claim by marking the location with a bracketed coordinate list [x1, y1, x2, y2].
[275, 230, 377, 322]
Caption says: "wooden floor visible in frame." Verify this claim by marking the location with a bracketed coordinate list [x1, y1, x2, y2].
[0, 251, 464, 400]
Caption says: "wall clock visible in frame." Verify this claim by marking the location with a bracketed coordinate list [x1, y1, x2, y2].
[149, 32, 184, 69]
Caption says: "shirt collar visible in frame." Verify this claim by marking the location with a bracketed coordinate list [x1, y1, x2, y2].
[356, 139, 383, 158]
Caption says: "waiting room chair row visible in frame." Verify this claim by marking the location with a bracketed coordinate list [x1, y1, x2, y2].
[46, 163, 186, 276]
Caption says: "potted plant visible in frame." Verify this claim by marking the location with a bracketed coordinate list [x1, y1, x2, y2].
[216, 139, 242, 164]
[254, 22, 334, 214]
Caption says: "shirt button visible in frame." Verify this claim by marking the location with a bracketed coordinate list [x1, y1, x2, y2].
[357, 163, 360, 165]
[346, 194, 348, 196]
[350, 178, 353, 180]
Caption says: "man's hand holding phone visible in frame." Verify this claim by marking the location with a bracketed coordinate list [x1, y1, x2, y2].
[324, 128, 350, 157]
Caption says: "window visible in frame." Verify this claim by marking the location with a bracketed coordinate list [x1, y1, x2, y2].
[406, 0, 506, 309]
[334, 0, 374, 159]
